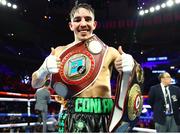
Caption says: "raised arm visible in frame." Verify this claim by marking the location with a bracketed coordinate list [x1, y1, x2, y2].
[114, 46, 135, 73]
[31, 47, 60, 88]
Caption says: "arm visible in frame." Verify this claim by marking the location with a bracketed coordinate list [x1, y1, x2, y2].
[108, 46, 142, 132]
[31, 71, 48, 89]
[114, 46, 135, 74]
[31, 47, 60, 88]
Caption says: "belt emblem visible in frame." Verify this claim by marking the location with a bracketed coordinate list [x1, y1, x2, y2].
[60, 50, 95, 85]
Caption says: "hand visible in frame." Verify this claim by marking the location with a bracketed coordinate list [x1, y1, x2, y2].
[115, 46, 134, 73]
[36, 47, 60, 79]
[45, 47, 60, 74]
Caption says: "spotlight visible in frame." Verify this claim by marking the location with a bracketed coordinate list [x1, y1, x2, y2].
[7, 2, 11, 7]
[150, 7, 155, 12]
[155, 5, 160, 11]
[1, 0, 7, 5]
[139, 10, 145, 16]
[145, 9, 149, 14]
[161, 3, 166, 8]
[12, 4, 17, 9]
[166, 0, 174, 7]
[175, 0, 180, 4]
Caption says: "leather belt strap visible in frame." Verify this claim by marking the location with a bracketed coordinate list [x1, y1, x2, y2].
[108, 62, 144, 132]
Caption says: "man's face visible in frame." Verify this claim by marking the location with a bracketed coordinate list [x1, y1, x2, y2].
[69, 8, 97, 41]
[162, 73, 172, 86]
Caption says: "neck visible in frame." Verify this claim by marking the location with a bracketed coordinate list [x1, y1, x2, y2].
[72, 40, 81, 45]
[74, 34, 94, 43]
[162, 83, 170, 87]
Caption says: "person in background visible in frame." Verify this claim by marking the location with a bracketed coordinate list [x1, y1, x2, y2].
[31, 2, 142, 132]
[148, 72, 180, 132]
[34, 79, 51, 132]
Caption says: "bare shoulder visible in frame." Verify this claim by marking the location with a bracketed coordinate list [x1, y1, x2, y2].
[108, 46, 120, 57]
[108, 46, 118, 52]
[54, 43, 74, 56]
[54, 44, 69, 56]
[55, 46, 64, 52]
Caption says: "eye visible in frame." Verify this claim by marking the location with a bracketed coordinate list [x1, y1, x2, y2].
[73, 17, 81, 22]
[85, 16, 92, 22]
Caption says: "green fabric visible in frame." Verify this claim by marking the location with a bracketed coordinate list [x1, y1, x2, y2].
[75, 98, 113, 113]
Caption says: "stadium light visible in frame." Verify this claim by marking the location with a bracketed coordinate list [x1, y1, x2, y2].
[7, 2, 11, 7]
[175, 0, 180, 4]
[150, 7, 155, 12]
[0, 0, 18, 9]
[12, 4, 17, 9]
[161, 3, 166, 8]
[1, 0, 7, 6]
[166, 0, 174, 7]
[138, 0, 180, 16]
[139, 10, 145, 16]
[155, 5, 161, 11]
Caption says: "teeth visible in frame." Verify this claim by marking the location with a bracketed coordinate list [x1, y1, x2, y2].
[80, 31, 87, 32]
[79, 29, 88, 31]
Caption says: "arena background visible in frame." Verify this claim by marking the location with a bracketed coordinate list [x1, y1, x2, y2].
[0, 0, 180, 132]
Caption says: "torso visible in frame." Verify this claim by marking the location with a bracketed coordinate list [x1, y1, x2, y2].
[54, 44, 120, 98]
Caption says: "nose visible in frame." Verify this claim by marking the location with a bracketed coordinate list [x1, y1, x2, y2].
[80, 18, 87, 27]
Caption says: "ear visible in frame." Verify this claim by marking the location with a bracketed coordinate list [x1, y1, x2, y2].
[69, 22, 73, 31]
[92, 21, 97, 30]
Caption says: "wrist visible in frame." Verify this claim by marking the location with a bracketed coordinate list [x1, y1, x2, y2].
[36, 59, 50, 79]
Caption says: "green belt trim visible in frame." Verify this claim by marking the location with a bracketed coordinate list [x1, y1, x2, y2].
[74, 98, 113, 114]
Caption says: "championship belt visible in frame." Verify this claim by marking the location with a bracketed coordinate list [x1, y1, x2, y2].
[52, 35, 108, 99]
[108, 62, 144, 132]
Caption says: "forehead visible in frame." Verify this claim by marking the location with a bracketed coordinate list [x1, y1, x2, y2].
[73, 8, 94, 18]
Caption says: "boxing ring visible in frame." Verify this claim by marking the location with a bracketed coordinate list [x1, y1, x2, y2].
[0, 91, 156, 132]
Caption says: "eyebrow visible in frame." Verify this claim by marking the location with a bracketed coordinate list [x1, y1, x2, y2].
[73, 16, 93, 21]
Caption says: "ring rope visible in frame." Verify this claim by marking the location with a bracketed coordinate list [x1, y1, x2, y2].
[0, 91, 34, 98]
[0, 122, 156, 132]
[132, 127, 156, 133]
[0, 121, 55, 128]
[0, 113, 59, 118]
[0, 91, 155, 132]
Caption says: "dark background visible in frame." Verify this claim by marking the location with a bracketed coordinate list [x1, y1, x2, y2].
[0, 0, 180, 94]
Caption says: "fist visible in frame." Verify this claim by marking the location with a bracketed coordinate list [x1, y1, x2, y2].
[115, 46, 134, 73]
[45, 47, 61, 74]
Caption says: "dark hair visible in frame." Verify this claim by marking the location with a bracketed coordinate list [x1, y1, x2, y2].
[69, 3, 95, 20]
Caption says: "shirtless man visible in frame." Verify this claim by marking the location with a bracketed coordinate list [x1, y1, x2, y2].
[31, 3, 136, 132]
